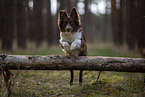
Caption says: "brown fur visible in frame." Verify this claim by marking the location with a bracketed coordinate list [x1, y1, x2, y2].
[58, 7, 87, 85]
[58, 8, 81, 32]
[58, 7, 87, 56]
[138, 48, 145, 58]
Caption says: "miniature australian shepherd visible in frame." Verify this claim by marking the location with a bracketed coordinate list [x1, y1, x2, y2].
[58, 7, 87, 85]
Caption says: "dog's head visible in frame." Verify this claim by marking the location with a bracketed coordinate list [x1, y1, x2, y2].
[58, 7, 81, 32]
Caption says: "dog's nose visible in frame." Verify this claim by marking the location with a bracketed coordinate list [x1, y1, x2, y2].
[67, 28, 71, 31]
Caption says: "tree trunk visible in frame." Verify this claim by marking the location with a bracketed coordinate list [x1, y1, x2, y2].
[0, 0, 2, 40]
[126, 0, 136, 50]
[84, 0, 90, 41]
[33, 0, 43, 47]
[111, 0, 123, 45]
[117, 0, 123, 45]
[27, 1, 34, 42]
[1, 0, 14, 51]
[111, 0, 117, 44]
[15, 0, 26, 49]
[0, 55, 145, 72]
[137, 0, 145, 49]
[46, 0, 53, 45]
[121, 0, 127, 44]
[59, 0, 76, 12]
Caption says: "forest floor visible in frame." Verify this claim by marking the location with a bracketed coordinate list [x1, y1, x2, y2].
[0, 43, 145, 97]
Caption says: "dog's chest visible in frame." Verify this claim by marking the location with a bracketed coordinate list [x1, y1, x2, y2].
[60, 31, 82, 43]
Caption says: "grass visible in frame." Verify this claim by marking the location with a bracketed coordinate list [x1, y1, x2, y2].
[0, 43, 144, 97]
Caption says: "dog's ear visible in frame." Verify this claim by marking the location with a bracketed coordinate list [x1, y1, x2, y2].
[70, 7, 80, 20]
[59, 10, 68, 19]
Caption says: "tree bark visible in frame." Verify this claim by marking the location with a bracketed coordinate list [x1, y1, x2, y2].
[0, 55, 145, 72]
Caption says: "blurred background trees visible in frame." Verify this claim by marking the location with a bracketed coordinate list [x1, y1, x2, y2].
[0, 0, 145, 54]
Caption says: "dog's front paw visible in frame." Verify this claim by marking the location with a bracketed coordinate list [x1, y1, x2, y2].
[61, 42, 70, 51]
[70, 39, 81, 50]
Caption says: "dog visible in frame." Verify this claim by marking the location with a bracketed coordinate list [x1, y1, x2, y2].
[58, 7, 87, 85]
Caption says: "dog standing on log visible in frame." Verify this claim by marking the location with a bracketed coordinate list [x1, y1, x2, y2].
[58, 7, 87, 85]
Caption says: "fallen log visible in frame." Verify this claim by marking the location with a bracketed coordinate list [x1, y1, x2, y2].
[0, 55, 145, 72]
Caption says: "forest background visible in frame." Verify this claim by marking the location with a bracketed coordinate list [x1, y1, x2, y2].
[0, 0, 145, 96]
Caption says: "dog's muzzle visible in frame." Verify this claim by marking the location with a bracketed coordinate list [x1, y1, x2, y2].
[66, 24, 72, 32]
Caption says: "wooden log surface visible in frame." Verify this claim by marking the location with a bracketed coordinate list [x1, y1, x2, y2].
[0, 55, 145, 72]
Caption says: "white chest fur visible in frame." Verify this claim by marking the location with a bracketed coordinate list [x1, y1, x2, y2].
[60, 31, 82, 43]
[59, 31, 82, 51]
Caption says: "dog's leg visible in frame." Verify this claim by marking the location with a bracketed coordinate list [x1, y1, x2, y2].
[79, 70, 83, 86]
[70, 70, 74, 85]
